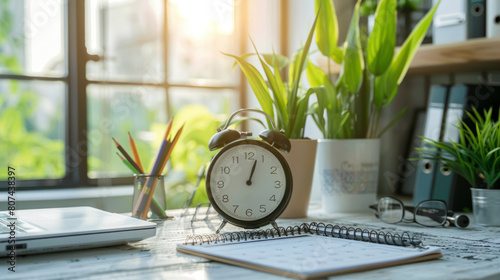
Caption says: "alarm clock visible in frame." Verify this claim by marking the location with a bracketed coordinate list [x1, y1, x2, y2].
[206, 109, 293, 233]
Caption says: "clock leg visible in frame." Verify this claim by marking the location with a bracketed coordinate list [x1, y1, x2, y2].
[271, 220, 280, 232]
[215, 219, 228, 234]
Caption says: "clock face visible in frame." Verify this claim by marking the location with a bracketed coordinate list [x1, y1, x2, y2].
[206, 139, 292, 228]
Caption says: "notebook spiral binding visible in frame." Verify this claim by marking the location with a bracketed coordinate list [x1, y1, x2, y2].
[184, 222, 423, 248]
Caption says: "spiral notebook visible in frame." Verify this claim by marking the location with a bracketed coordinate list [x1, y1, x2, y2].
[177, 222, 442, 280]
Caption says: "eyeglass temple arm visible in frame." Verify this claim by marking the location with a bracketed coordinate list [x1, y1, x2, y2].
[404, 205, 449, 223]
[368, 205, 379, 218]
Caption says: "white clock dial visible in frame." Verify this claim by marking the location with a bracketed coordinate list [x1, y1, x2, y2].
[208, 142, 288, 222]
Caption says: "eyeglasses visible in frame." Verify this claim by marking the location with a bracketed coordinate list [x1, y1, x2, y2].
[369, 196, 451, 227]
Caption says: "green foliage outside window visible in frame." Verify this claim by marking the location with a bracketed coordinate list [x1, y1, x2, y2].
[0, 0, 65, 180]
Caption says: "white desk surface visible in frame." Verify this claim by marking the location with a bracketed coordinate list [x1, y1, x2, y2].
[1, 207, 500, 280]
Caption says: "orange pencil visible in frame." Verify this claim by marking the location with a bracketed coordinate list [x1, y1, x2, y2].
[164, 119, 173, 140]
[128, 132, 144, 172]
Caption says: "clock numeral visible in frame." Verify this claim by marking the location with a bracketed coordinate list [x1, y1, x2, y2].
[222, 195, 229, 203]
[244, 152, 255, 160]
[270, 195, 276, 202]
[246, 209, 253, 217]
[220, 166, 230, 174]
[259, 205, 266, 213]
[261, 155, 265, 163]
[274, 181, 282, 188]
[270, 166, 278, 174]
[232, 156, 239, 164]
[217, 181, 224, 188]
[232, 205, 239, 213]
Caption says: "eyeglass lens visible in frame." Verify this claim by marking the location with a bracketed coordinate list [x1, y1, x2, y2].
[378, 197, 403, 223]
[415, 200, 447, 226]
[377, 197, 447, 227]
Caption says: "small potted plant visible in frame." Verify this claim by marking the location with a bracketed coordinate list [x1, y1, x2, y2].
[305, 0, 440, 213]
[416, 108, 500, 226]
[222, 11, 321, 218]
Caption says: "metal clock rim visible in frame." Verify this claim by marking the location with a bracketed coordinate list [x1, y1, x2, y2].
[206, 139, 293, 229]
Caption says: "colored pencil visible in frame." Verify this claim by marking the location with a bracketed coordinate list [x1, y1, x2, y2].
[133, 139, 170, 219]
[116, 153, 166, 218]
[160, 124, 184, 172]
[113, 138, 144, 174]
[133, 122, 183, 219]
[117, 152, 139, 174]
[128, 132, 144, 172]
[164, 119, 173, 140]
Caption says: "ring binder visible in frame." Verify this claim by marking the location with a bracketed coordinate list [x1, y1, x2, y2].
[183, 222, 423, 248]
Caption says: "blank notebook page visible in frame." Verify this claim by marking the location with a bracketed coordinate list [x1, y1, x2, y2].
[177, 234, 442, 278]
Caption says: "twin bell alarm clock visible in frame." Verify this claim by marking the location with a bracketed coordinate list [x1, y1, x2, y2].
[206, 109, 293, 233]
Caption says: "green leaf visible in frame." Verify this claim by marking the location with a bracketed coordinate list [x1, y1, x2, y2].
[367, 0, 396, 76]
[315, 0, 342, 64]
[289, 8, 320, 99]
[306, 61, 341, 138]
[262, 53, 289, 70]
[5, 56, 21, 73]
[250, 40, 289, 129]
[287, 8, 320, 137]
[374, 0, 440, 108]
[308, 103, 327, 137]
[222, 52, 275, 121]
[376, 107, 407, 138]
[288, 48, 302, 91]
[231, 53, 255, 69]
[291, 89, 317, 138]
[305, 87, 327, 138]
[306, 61, 337, 110]
[0, 108, 26, 141]
[271, 52, 288, 109]
[339, 0, 364, 94]
[334, 111, 351, 139]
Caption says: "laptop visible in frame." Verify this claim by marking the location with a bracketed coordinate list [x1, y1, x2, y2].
[0, 206, 156, 256]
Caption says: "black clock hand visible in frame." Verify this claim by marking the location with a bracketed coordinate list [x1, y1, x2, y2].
[246, 160, 257, 186]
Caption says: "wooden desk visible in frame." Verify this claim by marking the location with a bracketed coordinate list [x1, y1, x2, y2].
[2, 207, 500, 279]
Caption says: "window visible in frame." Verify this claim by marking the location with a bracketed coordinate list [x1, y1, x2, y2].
[0, 0, 242, 189]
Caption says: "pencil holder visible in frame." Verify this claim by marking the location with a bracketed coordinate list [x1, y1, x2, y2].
[133, 174, 167, 219]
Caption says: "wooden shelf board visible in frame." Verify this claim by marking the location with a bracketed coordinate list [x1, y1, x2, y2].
[317, 37, 500, 76]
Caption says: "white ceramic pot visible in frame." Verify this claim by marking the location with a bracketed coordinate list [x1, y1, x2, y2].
[279, 139, 318, 218]
[315, 139, 380, 213]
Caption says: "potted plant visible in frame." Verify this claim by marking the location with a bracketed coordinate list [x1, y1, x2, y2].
[416, 108, 500, 226]
[306, 0, 440, 213]
[222, 11, 321, 218]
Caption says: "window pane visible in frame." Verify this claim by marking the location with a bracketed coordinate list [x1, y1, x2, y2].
[169, 87, 234, 115]
[0, 0, 65, 76]
[87, 84, 168, 178]
[0, 80, 66, 180]
[167, 0, 238, 85]
[85, 0, 164, 83]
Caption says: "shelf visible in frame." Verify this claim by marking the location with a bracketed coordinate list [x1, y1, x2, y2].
[317, 37, 500, 76]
